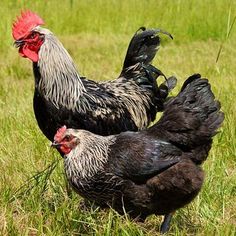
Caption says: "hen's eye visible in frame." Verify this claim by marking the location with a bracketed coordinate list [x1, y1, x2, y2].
[64, 135, 71, 141]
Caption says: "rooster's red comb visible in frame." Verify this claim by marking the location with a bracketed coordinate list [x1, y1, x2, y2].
[12, 10, 44, 40]
[54, 125, 67, 141]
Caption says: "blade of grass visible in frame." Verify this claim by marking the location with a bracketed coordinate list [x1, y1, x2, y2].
[216, 7, 236, 62]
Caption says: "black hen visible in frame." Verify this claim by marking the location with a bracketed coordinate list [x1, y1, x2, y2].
[12, 11, 176, 141]
[52, 74, 224, 233]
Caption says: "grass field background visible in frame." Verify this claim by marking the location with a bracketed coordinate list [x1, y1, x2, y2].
[0, 0, 236, 235]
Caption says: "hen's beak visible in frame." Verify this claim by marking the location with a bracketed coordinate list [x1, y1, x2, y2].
[14, 40, 24, 48]
[51, 141, 61, 148]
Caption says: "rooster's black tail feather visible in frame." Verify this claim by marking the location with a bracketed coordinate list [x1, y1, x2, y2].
[120, 27, 175, 111]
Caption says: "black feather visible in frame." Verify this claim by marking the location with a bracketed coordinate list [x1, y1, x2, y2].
[122, 27, 173, 69]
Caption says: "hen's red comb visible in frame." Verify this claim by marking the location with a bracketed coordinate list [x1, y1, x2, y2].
[54, 125, 67, 141]
[12, 10, 44, 40]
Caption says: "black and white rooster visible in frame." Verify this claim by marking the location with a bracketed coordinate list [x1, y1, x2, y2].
[12, 11, 176, 141]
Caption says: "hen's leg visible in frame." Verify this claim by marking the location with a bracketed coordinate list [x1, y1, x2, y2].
[160, 212, 174, 234]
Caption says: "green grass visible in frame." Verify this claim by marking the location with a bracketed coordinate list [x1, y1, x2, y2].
[0, 0, 236, 235]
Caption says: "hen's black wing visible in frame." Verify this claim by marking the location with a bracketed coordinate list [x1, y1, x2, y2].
[108, 132, 182, 184]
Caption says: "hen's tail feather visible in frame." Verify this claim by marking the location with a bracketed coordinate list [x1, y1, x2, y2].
[180, 73, 201, 92]
[149, 74, 224, 163]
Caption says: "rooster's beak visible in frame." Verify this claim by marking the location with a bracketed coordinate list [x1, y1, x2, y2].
[51, 141, 61, 148]
[14, 40, 24, 48]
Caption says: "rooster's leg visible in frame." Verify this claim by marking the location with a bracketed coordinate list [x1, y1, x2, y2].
[160, 212, 174, 234]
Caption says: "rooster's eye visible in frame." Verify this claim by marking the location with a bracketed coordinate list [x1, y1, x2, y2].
[30, 32, 36, 39]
